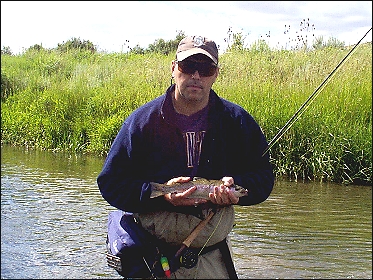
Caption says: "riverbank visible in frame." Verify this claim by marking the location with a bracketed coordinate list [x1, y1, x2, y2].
[1, 43, 371, 185]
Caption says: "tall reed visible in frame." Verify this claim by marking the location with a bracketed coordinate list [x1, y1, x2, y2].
[1, 44, 371, 185]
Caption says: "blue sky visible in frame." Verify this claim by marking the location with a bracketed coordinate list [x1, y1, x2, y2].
[1, 1, 372, 54]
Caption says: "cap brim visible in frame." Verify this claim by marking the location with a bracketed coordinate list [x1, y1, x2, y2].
[176, 48, 217, 64]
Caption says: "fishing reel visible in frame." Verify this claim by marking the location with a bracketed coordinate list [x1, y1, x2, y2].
[178, 248, 198, 268]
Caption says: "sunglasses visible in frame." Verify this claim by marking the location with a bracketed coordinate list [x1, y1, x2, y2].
[176, 60, 217, 77]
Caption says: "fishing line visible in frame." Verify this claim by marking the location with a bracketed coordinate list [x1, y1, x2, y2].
[262, 27, 372, 157]
[197, 207, 225, 256]
[192, 207, 225, 279]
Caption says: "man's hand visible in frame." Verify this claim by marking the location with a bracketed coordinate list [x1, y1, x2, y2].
[209, 176, 239, 205]
[164, 177, 207, 206]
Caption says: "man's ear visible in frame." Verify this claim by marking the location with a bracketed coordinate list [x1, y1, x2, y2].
[171, 60, 176, 73]
[212, 67, 219, 82]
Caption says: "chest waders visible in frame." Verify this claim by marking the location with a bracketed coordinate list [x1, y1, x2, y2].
[173, 208, 238, 279]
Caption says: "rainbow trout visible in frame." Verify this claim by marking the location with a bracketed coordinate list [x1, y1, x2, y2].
[149, 177, 248, 199]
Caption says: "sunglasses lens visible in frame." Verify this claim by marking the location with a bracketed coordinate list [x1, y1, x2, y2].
[177, 61, 216, 77]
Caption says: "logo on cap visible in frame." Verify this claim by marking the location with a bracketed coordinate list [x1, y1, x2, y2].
[193, 36, 205, 47]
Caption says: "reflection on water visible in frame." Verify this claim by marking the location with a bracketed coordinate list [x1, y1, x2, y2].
[1, 145, 372, 279]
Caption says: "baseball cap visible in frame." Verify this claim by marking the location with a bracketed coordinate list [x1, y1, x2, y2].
[176, 35, 218, 64]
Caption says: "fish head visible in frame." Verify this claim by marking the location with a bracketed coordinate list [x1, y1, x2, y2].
[233, 184, 249, 197]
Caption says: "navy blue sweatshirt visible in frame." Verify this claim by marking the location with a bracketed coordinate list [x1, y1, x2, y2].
[97, 85, 274, 214]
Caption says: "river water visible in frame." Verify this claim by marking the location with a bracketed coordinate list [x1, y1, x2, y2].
[1, 145, 371, 279]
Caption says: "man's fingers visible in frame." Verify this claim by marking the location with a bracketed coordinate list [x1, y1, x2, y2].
[209, 185, 238, 205]
[182, 186, 197, 196]
[167, 176, 191, 185]
[221, 176, 234, 186]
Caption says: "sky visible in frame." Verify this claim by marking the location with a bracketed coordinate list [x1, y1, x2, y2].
[1, 1, 372, 54]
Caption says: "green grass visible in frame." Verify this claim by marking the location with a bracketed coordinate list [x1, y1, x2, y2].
[1, 44, 371, 185]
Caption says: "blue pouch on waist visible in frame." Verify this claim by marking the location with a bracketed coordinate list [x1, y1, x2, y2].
[106, 210, 171, 278]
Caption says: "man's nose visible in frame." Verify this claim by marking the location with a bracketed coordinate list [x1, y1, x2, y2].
[191, 70, 200, 79]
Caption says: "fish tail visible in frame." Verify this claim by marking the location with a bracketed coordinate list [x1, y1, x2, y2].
[149, 182, 166, 198]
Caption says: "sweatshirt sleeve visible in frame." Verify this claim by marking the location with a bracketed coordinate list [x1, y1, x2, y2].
[210, 102, 274, 207]
[234, 114, 274, 206]
[97, 119, 171, 213]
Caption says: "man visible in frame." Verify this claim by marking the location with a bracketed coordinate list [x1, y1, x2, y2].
[98, 35, 274, 278]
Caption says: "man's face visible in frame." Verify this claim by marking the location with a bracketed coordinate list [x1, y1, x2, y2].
[171, 54, 219, 103]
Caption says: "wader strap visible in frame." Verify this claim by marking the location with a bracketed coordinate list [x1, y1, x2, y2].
[219, 239, 238, 279]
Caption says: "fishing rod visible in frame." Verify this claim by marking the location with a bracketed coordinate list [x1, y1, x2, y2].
[262, 27, 372, 157]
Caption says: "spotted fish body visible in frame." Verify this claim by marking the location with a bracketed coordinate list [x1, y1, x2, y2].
[149, 177, 248, 199]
